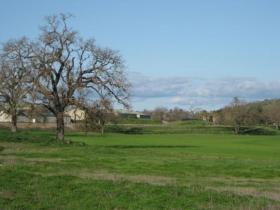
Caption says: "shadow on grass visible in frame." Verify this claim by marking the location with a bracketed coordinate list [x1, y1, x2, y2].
[239, 127, 278, 135]
[104, 145, 200, 149]
[0, 146, 4, 151]
[0, 130, 86, 147]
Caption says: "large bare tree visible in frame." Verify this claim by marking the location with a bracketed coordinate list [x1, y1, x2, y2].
[0, 38, 31, 132]
[30, 14, 130, 142]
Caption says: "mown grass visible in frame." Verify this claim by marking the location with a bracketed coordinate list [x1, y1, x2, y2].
[1, 128, 280, 209]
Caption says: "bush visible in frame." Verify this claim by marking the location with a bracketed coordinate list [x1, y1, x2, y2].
[238, 127, 278, 135]
[106, 125, 144, 134]
[0, 146, 4, 152]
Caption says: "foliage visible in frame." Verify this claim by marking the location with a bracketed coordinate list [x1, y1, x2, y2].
[83, 99, 116, 135]
[147, 107, 194, 122]
[210, 98, 280, 134]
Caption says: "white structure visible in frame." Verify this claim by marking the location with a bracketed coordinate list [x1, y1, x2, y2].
[65, 108, 85, 122]
[116, 109, 151, 119]
[0, 111, 11, 122]
[0, 109, 76, 124]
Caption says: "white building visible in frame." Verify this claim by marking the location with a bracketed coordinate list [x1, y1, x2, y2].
[65, 108, 85, 122]
[0, 111, 11, 122]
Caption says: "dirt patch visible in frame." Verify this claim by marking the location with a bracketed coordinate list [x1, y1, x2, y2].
[0, 191, 16, 200]
[0, 142, 60, 154]
[208, 186, 280, 202]
[34, 169, 177, 186]
[0, 155, 66, 166]
[206, 176, 280, 191]
[208, 176, 280, 184]
[82, 170, 177, 185]
[46, 170, 280, 201]
[204, 176, 280, 202]
[237, 203, 280, 210]
[31, 169, 280, 201]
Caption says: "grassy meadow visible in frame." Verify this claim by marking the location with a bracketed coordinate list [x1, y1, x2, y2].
[1, 124, 280, 209]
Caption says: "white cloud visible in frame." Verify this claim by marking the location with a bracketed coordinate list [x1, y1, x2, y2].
[128, 72, 280, 110]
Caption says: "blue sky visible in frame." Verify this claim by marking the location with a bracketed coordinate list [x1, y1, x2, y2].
[1, 0, 280, 110]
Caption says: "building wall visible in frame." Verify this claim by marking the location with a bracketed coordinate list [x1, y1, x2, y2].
[65, 109, 85, 121]
[18, 116, 32, 123]
[0, 112, 72, 124]
[0, 111, 11, 122]
[139, 114, 151, 119]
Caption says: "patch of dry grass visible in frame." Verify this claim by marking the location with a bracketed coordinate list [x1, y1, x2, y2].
[208, 186, 280, 202]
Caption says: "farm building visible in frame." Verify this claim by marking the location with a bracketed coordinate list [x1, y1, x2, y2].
[65, 108, 86, 122]
[116, 110, 151, 119]
[0, 108, 73, 124]
[0, 111, 11, 122]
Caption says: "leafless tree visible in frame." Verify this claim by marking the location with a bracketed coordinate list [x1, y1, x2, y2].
[150, 107, 168, 122]
[149, 107, 192, 122]
[223, 97, 248, 134]
[30, 14, 130, 142]
[264, 101, 280, 129]
[84, 98, 115, 135]
[0, 38, 32, 132]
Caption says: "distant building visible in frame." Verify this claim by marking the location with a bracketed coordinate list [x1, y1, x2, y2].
[65, 108, 85, 122]
[202, 113, 214, 123]
[0, 111, 11, 122]
[0, 106, 151, 124]
[116, 110, 151, 119]
[0, 108, 71, 124]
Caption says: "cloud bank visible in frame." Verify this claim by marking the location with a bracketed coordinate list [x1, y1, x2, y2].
[128, 72, 280, 110]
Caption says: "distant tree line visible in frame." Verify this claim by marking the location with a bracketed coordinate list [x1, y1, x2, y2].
[144, 107, 201, 122]
[144, 97, 280, 134]
[208, 97, 280, 134]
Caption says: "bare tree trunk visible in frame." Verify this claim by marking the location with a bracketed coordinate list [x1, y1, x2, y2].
[101, 125, 104, 135]
[98, 120, 104, 135]
[11, 113, 17, 133]
[84, 115, 88, 136]
[56, 112, 65, 142]
[234, 126, 240, 135]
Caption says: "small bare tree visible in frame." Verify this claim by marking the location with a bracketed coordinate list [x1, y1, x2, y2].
[151, 107, 168, 123]
[0, 38, 31, 132]
[84, 98, 115, 135]
[223, 97, 248, 134]
[30, 14, 129, 142]
[264, 101, 280, 129]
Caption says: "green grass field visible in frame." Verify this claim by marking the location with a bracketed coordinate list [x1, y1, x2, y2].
[1, 129, 280, 209]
